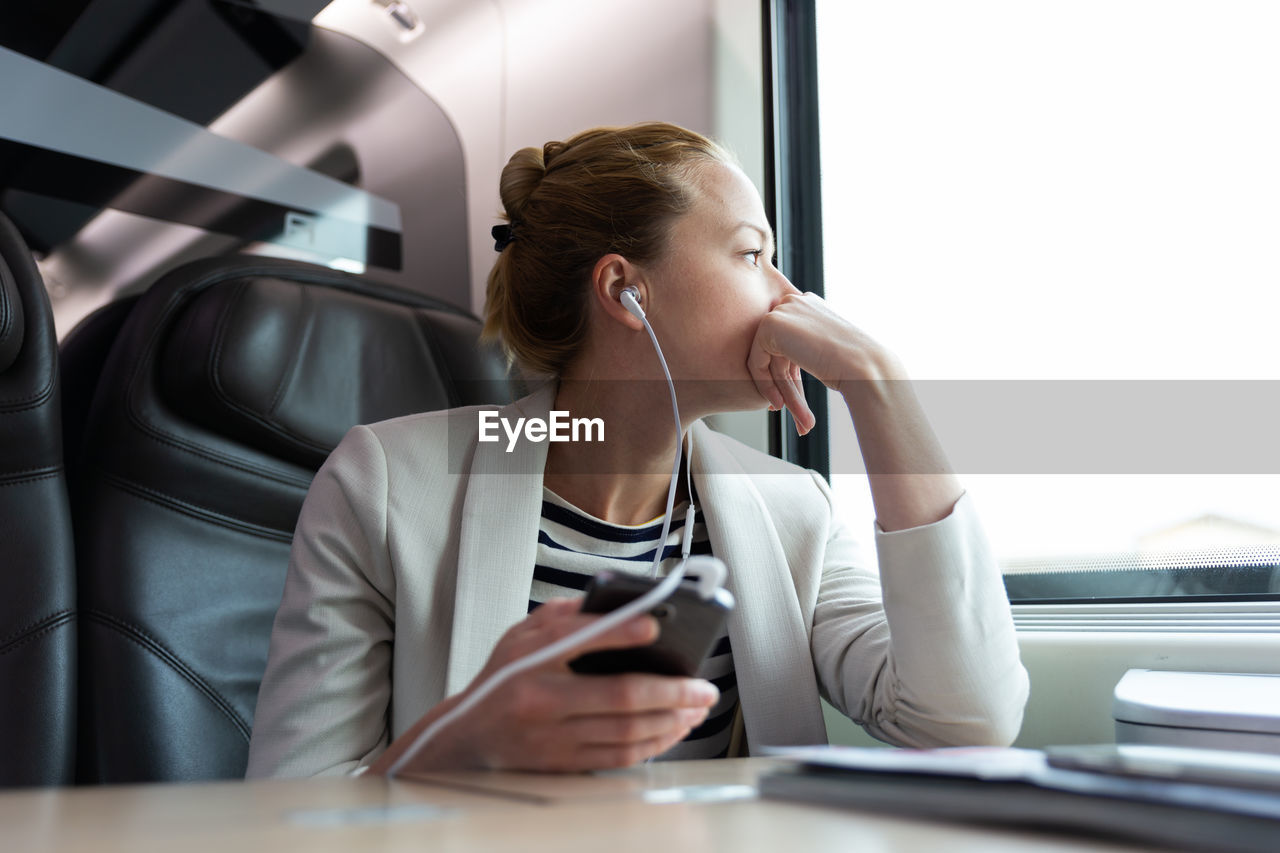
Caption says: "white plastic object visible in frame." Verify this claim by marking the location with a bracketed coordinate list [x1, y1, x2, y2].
[1113, 669, 1280, 754]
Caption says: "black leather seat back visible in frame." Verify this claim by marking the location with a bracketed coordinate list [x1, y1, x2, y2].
[71, 256, 514, 783]
[0, 211, 76, 787]
[59, 296, 139, 486]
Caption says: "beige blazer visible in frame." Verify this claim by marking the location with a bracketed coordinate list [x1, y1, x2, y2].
[246, 384, 1029, 778]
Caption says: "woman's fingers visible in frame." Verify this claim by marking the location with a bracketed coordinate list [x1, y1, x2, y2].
[492, 598, 658, 668]
[751, 331, 814, 435]
[748, 295, 827, 434]
[555, 672, 719, 716]
[517, 702, 710, 772]
[566, 717, 703, 770]
[569, 705, 710, 747]
[479, 670, 717, 771]
[537, 610, 658, 663]
[768, 354, 814, 435]
[543, 606, 657, 653]
[747, 333, 785, 411]
[529, 726, 696, 773]
[786, 361, 816, 433]
[751, 290, 866, 391]
[502, 671, 717, 730]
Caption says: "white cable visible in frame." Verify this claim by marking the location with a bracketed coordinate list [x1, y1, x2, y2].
[637, 312, 684, 579]
[384, 564, 688, 778]
[681, 428, 695, 560]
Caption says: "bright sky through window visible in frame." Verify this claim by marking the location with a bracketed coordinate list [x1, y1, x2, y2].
[816, 1, 1280, 567]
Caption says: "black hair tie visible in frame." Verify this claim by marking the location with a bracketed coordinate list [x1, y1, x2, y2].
[492, 223, 517, 252]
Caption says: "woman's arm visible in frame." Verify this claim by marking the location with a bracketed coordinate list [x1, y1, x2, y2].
[747, 290, 961, 531]
[748, 293, 1028, 745]
[246, 425, 397, 778]
[810, 485, 1029, 747]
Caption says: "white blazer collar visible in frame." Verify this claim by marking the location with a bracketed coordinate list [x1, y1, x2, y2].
[446, 383, 555, 695]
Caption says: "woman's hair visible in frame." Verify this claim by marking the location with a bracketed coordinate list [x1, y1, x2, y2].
[484, 121, 734, 376]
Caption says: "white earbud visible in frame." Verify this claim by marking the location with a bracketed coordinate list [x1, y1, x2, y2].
[620, 286, 645, 320]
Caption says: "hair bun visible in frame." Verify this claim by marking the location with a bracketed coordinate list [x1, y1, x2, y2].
[542, 140, 568, 165]
[499, 146, 547, 222]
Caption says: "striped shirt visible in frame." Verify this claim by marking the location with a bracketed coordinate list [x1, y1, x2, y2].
[530, 487, 739, 760]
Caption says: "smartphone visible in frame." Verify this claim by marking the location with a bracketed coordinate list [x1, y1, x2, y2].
[569, 568, 734, 677]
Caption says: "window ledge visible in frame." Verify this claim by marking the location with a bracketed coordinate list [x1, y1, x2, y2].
[1012, 601, 1280, 633]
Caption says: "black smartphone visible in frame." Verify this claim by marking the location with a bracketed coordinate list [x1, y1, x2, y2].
[569, 568, 734, 677]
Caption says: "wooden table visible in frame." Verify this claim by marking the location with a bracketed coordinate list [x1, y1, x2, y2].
[3, 758, 1145, 852]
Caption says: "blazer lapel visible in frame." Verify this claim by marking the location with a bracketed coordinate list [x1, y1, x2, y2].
[691, 421, 828, 751]
[445, 384, 555, 695]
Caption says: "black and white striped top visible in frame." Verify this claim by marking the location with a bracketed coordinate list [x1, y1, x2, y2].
[530, 487, 739, 760]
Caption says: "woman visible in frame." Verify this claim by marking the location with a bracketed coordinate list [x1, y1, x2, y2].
[245, 122, 1028, 778]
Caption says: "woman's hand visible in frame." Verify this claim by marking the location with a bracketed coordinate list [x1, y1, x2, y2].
[747, 291, 899, 435]
[747, 291, 962, 531]
[369, 598, 718, 775]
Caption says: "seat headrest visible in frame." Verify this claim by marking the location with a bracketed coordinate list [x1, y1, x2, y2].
[0, 251, 26, 373]
[158, 273, 486, 469]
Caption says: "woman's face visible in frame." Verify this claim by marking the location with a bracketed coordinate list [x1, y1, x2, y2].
[641, 161, 799, 412]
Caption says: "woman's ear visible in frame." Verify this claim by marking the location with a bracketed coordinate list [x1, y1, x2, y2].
[591, 253, 647, 331]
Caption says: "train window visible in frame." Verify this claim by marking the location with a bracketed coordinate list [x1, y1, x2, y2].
[812, 1, 1280, 602]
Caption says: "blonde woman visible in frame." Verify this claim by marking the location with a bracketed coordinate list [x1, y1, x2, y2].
[246, 122, 1028, 778]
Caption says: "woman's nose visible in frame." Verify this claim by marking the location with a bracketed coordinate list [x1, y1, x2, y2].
[772, 269, 802, 304]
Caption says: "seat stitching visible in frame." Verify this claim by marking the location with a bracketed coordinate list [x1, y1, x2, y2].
[128, 427, 313, 488]
[0, 373, 56, 410]
[98, 470, 295, 543]
[0, 609, 74, 652]
[81, 609, 251, 740]
[0, 464, 61, 486]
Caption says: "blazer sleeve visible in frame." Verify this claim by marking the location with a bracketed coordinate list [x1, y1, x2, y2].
[245, 425, 397, 778]
[809, 481, 1030, 747]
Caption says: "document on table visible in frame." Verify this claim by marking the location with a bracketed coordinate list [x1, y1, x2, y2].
[759, 744, 1280, 853]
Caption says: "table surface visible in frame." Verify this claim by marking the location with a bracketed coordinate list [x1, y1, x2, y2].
[4, 758, 1146, 853]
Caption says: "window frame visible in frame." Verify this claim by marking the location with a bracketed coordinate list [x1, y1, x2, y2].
[761, 0, 830, 478]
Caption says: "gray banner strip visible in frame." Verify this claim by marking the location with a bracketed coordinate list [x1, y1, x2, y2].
[440, 379, 1280, 475]
[899, 379, 1280, 475]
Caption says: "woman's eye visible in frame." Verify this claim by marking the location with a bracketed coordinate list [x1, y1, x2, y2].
[745, 250, 763, 267]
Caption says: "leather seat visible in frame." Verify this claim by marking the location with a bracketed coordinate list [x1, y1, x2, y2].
[68, 255, 514, 783]
[59, 296, 139, 488]
[0, 211, 77, 787]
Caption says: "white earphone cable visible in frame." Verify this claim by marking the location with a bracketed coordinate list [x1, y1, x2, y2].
[637, 310, 685, 579]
